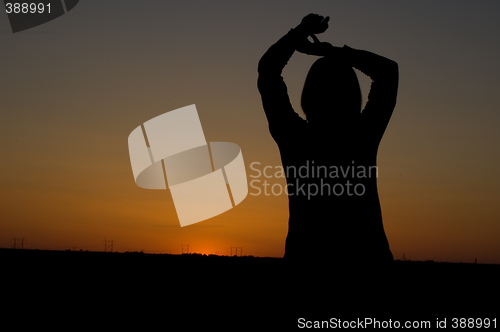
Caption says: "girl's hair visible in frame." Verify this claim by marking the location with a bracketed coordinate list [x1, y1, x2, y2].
[301, 56, 362, 121]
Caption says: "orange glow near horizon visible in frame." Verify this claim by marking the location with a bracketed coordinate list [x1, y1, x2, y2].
[1, 2, 500, 264]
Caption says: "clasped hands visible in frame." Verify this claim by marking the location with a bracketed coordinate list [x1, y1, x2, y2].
[295, 13, 343, 57]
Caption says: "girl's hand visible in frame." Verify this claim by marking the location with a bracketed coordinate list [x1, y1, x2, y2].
[296, 35, 340, 56]
[297, 14, 330, 35]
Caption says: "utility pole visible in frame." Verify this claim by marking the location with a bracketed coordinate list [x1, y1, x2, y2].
[181, 244, 190, 254]
[230, 247, 242, 257]
[12, 237, 26, 249]
[103, 239, 114, 252]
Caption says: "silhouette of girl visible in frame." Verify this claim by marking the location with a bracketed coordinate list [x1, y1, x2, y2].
[258, 14, 399, 286]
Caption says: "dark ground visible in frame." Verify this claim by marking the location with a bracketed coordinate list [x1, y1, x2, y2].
[1, 248, 498, 329]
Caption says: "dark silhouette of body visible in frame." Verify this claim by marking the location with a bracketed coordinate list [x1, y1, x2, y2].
[257, 14, 399, 302]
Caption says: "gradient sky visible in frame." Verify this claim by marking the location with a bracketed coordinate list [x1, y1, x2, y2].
[1, 1, 499, 263]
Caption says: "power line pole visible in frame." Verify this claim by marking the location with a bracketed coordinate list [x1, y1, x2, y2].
[103, 239, 114, 252]
[181, 244, 190, 254]
[230, 247, 242, 257]
[12, 237, 26, 249]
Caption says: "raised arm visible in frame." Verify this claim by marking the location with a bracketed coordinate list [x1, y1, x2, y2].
[342, 45, 399, 140]
[257, 27, 303, 126]
[257, 14, 329, 139]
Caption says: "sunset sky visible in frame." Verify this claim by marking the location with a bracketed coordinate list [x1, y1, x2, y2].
[1, 1, 499, 263]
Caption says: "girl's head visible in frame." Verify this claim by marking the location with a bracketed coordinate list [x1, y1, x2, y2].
[301, 56, 361, 124]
